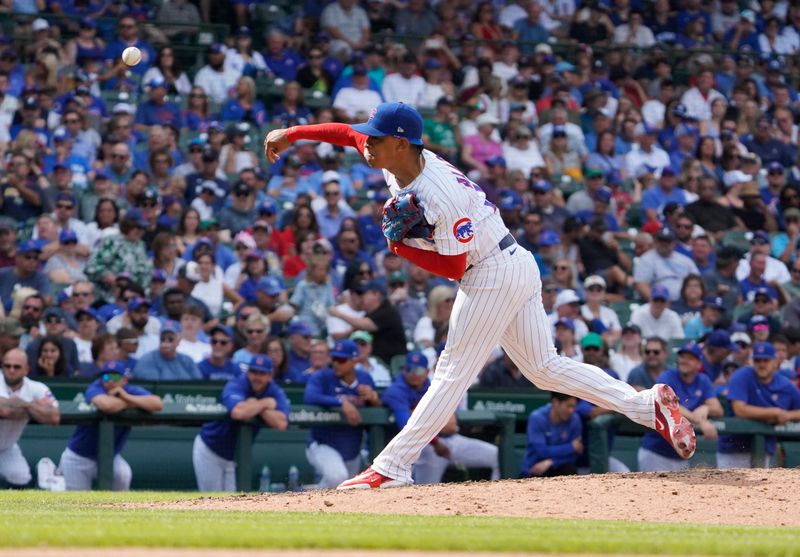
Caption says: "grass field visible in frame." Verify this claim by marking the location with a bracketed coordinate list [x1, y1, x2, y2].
[1, 491, 799, 556]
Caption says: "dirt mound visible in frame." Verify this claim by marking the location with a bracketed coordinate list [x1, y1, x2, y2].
[157, 468, 797, 527]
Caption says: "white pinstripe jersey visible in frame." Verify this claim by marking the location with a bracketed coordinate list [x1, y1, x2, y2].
[0, 375, 58, 450]
[384, 150, 510, 267]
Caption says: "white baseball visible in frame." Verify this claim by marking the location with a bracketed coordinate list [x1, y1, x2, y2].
[121, 46, 142, 67]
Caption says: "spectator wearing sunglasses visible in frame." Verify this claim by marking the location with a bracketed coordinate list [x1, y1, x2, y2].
[627, 336, 670, 392]
[0, 240, 51, 311]
[198, 325, 239, 381]
[304, 339, 381, 489]
[59, 361, 162, 491]
[133, 320, 200, 381]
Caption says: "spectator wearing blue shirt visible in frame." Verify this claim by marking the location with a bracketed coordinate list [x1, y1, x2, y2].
[638, 343, 722, 472]
[103, 15, 155, 78]
[194, 354, 290, 491]
[718, 342, 800, 468]
[0, 48, 25, 97]
[304, 339, 381, 488]
[723, 10, 760, 51]
[58, 361, 163, 490]
[263, 29, 305, 82]
[381, 352, 430, 434]
[642, 167, 687, 222]
[10, 96, 50, 145]
[132, 322, 201, 381]
[512, 3, 548, 54]
[220, 77, 268, 127]
[0, 241, 51, 310]
[575, 187, 620, 232]
[134, 78, 183, 130]
[522, 391, 583, 477]
[314, 173, 356, 239]
[198, 325, 241, 381]
[684, 297, 724, 341]
[232, 313, 271, 366]
[285, 321, 314, 383]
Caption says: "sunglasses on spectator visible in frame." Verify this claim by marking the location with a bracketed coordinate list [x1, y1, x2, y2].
[332, 357, 350, 364]
[645, 349, 662, 355]
[324, 190, 340, 196]
[586, 285, 604, 292]
[23, 304, 42, 311]
[102, 372, 123, 382]
[73, 291, 92, 297]
[247, 328, 265, 334]
[45, 316, 62, 324]
[56, 203, 74, 210]
[211, 338, 231, 346]
[2, 363, 23, 370]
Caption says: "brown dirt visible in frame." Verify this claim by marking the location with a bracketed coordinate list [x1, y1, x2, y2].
[147, 468, 799, 527]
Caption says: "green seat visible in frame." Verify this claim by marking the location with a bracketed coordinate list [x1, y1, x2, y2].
[608, 301, 634, 326]
[625, 202, 642, 228]
[721, 230, 750, 253]
[390, 354, 406, 378]
[666, 339, 684, 366]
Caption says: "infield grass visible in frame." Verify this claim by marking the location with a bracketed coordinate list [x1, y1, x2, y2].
[0, 491, 797, 556]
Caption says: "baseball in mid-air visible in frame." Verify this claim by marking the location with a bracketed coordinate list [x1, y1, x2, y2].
[121, 46, 142, 66]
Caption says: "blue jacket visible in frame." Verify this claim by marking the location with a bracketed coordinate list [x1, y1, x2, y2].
[522, 403, 582, 476]
[200, 373, 290, 461]
[303, 367, 375, 460]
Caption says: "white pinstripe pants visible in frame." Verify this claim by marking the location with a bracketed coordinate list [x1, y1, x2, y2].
[373, 246, 657, 483]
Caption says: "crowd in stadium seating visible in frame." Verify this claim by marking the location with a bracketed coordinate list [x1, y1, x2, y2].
[0, 0, 800, 484]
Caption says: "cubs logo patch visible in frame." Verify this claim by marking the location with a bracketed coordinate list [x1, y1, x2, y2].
[368, 107, 377, 120]
[453, 218, 474, 243]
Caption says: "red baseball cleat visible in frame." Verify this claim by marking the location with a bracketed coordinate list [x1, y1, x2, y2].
[336, 467, 408, 490]
[654, 384, 697, 459]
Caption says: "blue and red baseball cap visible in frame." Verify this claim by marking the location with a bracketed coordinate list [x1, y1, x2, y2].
[650, 285, 670, 301]
[752, 341, 776, 360]
[331, 339, 359, 359]
[246, 354, 273, 373]
[677, 342, 703, 360]
[405, 351, 428, 374]
[99, 360, 129, 377]
[351, 102, 423, 146]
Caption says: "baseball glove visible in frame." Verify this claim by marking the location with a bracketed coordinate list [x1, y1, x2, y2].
[382, 193, 434, 241]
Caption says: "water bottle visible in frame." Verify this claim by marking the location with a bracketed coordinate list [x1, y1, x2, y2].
[259, 465, 271, 492]
[287, 465, 299, 492]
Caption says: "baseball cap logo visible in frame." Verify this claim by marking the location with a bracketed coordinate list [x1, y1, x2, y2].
[368, 107, 377, 120]
[397, 127, 404, 133]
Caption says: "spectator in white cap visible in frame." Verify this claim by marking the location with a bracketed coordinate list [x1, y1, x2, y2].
[314, 171, 354, 240]
[580, 275, 621, 347]
[24, 18, 62, 62]
[549, 289, 588, 341]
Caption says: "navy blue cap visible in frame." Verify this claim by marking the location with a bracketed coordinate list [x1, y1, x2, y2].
[76, 307, 101, 321]
[750, 314, 770, 328]
[677, 342, 703, 360]
[287, 320, 313, 337]
[351, 102, 424, 146]
[245, 354, 273, 373]
[555, 318, 575, 331]
[58, 229, 78, 244]
[257, 276, 284, 297]
[707, 329, 738, 351]
[146, 77, 166, 89]
[650, 285, 670, 300]
[17, 239, 41, 254]
[363, 279, 387, 295]
[152, 269, 167, 282]
[53, 128, 69, 142]
[124, 208, 149, 228]
[703, 296, 724, 310]
[752, 341, 776, 360]
[595, 187, 612, 204]
[497, 189, 522, 211]
[767, 161, 784, 173]
[161, 320, 180, 335]
[486, 155, 506, 168]
[538, 229, 560, 246]
[405, 351, 429, 372]
[331, 339, 359, 359]
[56, 192, 76, 205]
[208, 42, 224, 54]
[79, 17, 96, 29]
[532, 179, 552, 193]
[753, 286, 775, 301]
[257, 199, 277, 216]
[210, 324, 234, 338]
[767, 59, 782, 72]
[127, 297, 151, 312]
[235, 26, 251, 36]
[751, 230, 770, 244]
[100, 360, 128, 376]
[655, 228, 677, 242]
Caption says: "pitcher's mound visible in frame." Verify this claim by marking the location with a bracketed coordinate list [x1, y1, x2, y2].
[158, 468, 798, 527]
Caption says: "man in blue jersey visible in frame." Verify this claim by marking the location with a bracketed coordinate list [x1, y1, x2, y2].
[303, 339, 381, 488]
[638, 343, 723, 472]
[383, 352, 499, 483]
[58, 361, 163, 490]
[193, 354, 290, 492]
[522, 391, 583, 477]
[717, 342, 800, 468]
[198, 325, 240, 381]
